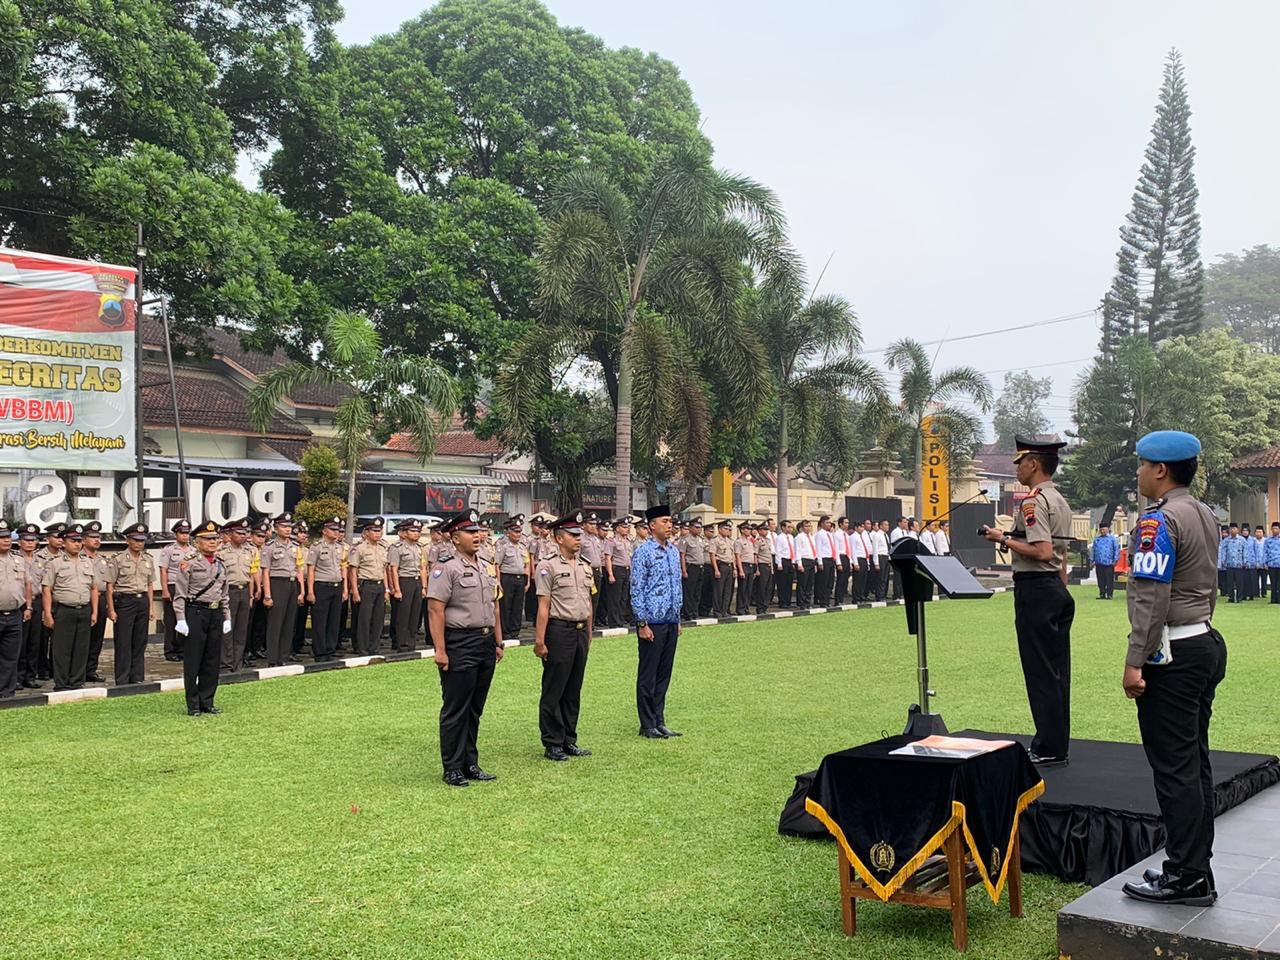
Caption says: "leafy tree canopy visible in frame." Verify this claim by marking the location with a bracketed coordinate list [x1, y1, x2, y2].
[991, 371, 1053, 449]
[1205, 245, 1280, 355]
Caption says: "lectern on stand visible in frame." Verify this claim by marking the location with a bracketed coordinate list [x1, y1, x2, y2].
[890, 539, 993, 738]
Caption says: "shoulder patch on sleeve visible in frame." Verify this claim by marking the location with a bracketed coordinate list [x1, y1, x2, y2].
[1131, 512, 1175, 583]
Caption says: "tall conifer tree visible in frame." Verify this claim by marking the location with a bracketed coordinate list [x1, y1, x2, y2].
[1100, 49, 1203, 354]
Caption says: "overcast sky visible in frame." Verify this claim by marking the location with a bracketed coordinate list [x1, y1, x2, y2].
[333, 0, 1280, 439]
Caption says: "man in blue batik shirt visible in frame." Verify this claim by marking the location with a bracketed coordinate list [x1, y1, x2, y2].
[1217, 523, 1246, 603]
[1266, 523, 1280, 604]
[1091, 522, 1120, 599]
[630, 503, 684, 740]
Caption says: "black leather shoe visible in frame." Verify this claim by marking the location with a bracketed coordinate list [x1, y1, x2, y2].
[564, 744, 592, 757]
[1123, 872, 1215, 907]
[1027, 751, 1069, 767]
[21, 679, 42, 689]
[442, 769, 470, 787]
[465, 766, 497, 781]
[639, 727, 667, 739]
[544, 747, 570, 761]
[86, 673, 105, 683]
[657, 725, 682, 738]
[187, 709, 201, 716]
[165, 655, 182, 662]
[202, 706, 222, 715]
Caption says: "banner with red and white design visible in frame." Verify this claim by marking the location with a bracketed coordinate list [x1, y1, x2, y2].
[0, 247, 136, 470]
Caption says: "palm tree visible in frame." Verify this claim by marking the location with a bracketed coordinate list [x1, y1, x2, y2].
[882, 338, 993, 518]
[521, 147, 786, 514]
[752, 259, 887, 521]
[248, 311, 459, 531]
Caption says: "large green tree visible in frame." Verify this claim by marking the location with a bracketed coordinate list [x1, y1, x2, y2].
[1205, 245, 1280, 354]
[1099, 49, 1203, 353]
[991, 371, 1053, 449]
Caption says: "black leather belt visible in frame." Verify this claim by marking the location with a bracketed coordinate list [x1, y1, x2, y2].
[317, 580, 343, 586]
[549, 617, 588, 629]
[360, 578, 383, 585]
[229, 582, 249, 589]
[56, 602, 87, 609]
[118, 592, 148, 599]
[188, 600, 220, 609]
[0, 607, 20, 614]
[444, 625, 493, 636]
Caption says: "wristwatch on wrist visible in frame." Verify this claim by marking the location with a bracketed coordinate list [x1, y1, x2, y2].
[637, 620, 648, 629]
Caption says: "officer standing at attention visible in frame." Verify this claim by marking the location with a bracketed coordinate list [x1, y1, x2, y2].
[733, 520, 756, 615]
[81, 521, 110, 683]
[106, 522, 155, 686]
[42, 523, 97, 691]
[173, 521, 231, 716]
[754, 520, 774, 614]
[389, 519, 426, 652]
[306, 517, 348, 661]
[246, 520, 270, 662]
[262, 513, 305, 666]
[1117, 431, 1226, 907]
[216, 519, 255, 672]
[34, 522, 66, 679]
[982, 435, 1075, 766]
[534, 511, 597, 762]
[159, 520, 194, 662]
[292, 520, 313, 653]
[680, 519, 706, 621]
[16, 524, 43, 689]
[1266, 522, 1280, 604]
[1092, 522, 1120, 599]
[630, 504, 685, 739]
[427, 509, 505, 787]
[605, 516, 635, 628]
[348, 517, 389, 655]
[710, 520, 736, 617]
[579, 513, 606, 625]
[0, 520, 32, 699]
[495, 515, 531, 641]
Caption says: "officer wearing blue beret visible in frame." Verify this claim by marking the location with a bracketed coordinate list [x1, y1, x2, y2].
[1119, 431, 1226, 907]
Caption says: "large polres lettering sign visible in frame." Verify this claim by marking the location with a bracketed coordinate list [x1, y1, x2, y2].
[0, 248, 136, 471]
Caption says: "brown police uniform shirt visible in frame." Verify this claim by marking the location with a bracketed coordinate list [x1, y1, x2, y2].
[160, 542, 197, 581]
[216, 543, 256, 587]
[579, 532, 604, 569]
[426, 551, 498, 629]
[495, 538, 530, 575]
[756, 533, 773, 565]
[1012, 480, 1072, 574]
[605, 536, 634, 569]
[108, 550, 155, 594]
[710, 535, 735, 569]
[683, 534, 708, 565]
[0, 551, 29, 610]
[535, 551, 595, 621]
[387, 540, 424, 579]
[263, 537, 305, 579]
[349, 541, 388, 581]
[173, 552, 230, 623]
[1125, 486, 1219, 667]
[307, 541, 347, 585]
[85, 552, 110, 592]
[733, 536, 757, 566]
[43, 554, 95, 605]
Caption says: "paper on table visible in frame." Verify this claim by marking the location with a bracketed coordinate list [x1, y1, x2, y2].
[888, 735, 1016, 759]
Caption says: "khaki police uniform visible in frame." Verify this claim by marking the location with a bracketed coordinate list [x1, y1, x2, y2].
[32, 544, 60, 677]
[427, 548, 501, 776]
[43, 552, 96, 689]
[535, 548, 595, 751]
[0, 543, 30, 698]
[159, 540, 196, 659]
[174, 544, 230, 713]
[108, 548, 155, 685]
[217, 541, 255, 671]
[349, 539, 388, 655]
[680, 530, 707, 620]
[263, 536, 305, 665]
[495, 537, 530, 639]
[84, 545, 110, 680]
[307, 539, 347, 660]
[388, 538, 425, 652]
[710, 534, 735, 617]
[605, 534, 634, 628]
[733, 533, 757, 615]
[755, 529, 774, 613]
[17, 542, 46, 686]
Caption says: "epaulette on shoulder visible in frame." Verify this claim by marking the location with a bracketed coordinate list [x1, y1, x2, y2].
[436, 552, 455, 564]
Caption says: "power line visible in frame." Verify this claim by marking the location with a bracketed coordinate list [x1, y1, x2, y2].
[862, 309, 1098, 354]
[0, 201, 133, 229]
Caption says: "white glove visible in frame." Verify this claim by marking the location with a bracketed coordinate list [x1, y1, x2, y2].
[175, 619, 189, 636]
[222, 620, 232, 634]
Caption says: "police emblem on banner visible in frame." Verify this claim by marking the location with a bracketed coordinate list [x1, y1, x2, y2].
[869, 841, 896, 873]
[94, 271, 130, 326]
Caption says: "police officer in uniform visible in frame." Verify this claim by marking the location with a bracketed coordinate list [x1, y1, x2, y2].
[1119, 432, 1227, 907]
[534, 511, 596, 761]
[427, 509, 505, 787]
[42, 523, 98, 691]
[0, 520, 32, 698]
[307, 517, 348, 662]
[983, 435, 1075, 765]
[733, 521, 756, 615]
[348, 517, 389, 655]
[495, 515, 531, 640]
[107, 523, 155, 685]
[16, 523, 45, 688]
[292, 520, 313, 653]
[262, 512, 305, 666]
[173, 521, 231, 716]
[247, 519, 270, 662]
[159, 520, 194, 662]
[216, 519, 255, 672]
[34, 522, 65, 679]
[389, 519, 426, 652]
[82, 521, 110, 682]
[579, 513, 606, 625]
[680, 519, 706, 621]
[605, 516, 635, 627]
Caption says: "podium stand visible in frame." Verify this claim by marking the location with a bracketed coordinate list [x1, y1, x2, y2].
[890, 540, 993, 737]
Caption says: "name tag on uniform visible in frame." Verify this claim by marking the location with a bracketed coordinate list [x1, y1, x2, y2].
[461, 571, 474, 579]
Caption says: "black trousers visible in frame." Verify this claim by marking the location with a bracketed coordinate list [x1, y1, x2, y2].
[524, 571, 539, 624]
[113, 593, 151, 685]
[0, 609, 21, 697]
[607, 567, 632, 627]
[698, 563, 715, 617]
[590, 568, 605, 625]
[833, 557, 851, 604]
[86, 593, 107, 676]
[815, 558, 835, 607]
[19, 594, 43, 683]
[355, 580, 385, 654]
[1137, 630, 1228, 880]
[51, 601, 90, 689]
[875, 557, 890, 599]
[853, 557, 870, 602]
[293, 596, 311, 652]
[797, 558, 816, 607]
[221, 585, 250, 671]
[311, 582, 343, 658]
[539, 619, 589, 749]
[735, 564, 755, 615]
[1258, 568, 1269, 596]
[1271, 569, 1280, 603]
[499, 573, 527, 638]
[265, 577, 299, 665]
[395, 577, 423, 650]
[1096, 563, 1115, 598]
[755, 561, 772, 613]
[778, 558, 794, 607]
[712, 562, 734, 616]
[249, 599, 268, 658]
[184, 603, 223, 712]
[438, 628, 496, 773]
[637, 623, 678, 730]
[162, 596, 183, 659]
[1013, 573, 1075, 759]
[681, 564, 702, 620]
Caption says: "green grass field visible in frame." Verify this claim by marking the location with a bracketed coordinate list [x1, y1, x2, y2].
[1, 587, 1274, 960]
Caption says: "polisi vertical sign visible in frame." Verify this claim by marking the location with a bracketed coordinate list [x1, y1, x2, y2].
[921, 415, 950, 523]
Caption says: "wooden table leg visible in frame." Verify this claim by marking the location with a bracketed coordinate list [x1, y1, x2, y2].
[1008, 826, 1023, 918]
[838, 844, 856, 936]
[945, 828, 968, 952]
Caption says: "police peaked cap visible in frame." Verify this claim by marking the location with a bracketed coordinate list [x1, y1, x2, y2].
[122, 522, 149, 539]
[440, 509, 483, 534]
[193, 521, 220, 537]
[550, 511, 585, 533]
[1012, 435, 1067, 463]
[171, 519, 192, 533]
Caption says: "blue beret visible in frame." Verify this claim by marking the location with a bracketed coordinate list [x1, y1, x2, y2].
[1135, 430, 1201, 462]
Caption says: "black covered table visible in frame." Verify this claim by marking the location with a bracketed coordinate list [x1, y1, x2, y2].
[804, 735, 1045, 952]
